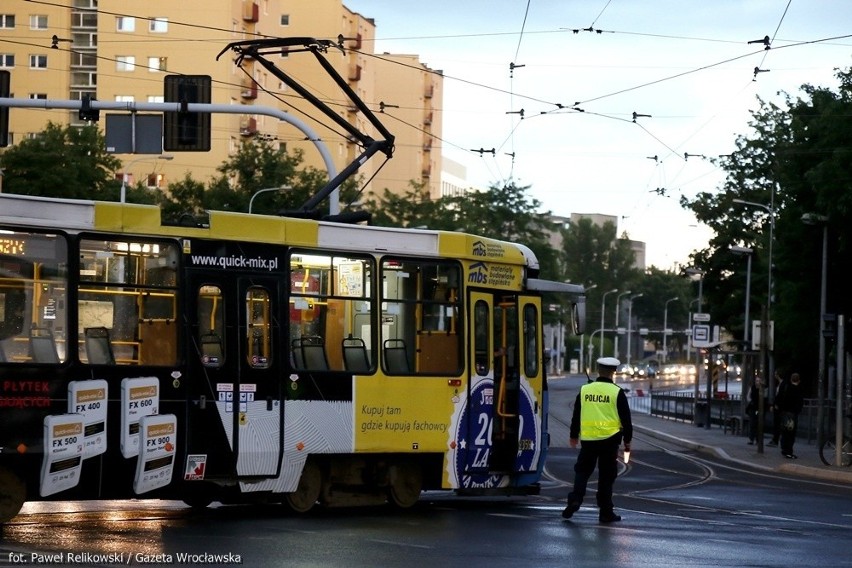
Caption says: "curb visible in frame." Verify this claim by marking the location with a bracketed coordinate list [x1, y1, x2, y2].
[636, 423, 788, 474]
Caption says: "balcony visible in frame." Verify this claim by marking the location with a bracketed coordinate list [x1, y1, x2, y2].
[240, 116, 257, 136]
[243, 1, 259, 23]
[348, 64, 362, 82]
[240, 81, 258, 99]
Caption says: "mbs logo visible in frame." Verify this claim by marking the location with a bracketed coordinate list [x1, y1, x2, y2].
[472, 241, 487, 257]
[468, 262, 488, 284]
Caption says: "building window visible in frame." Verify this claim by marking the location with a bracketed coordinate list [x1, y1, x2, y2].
[280, 14, 289, 26]
[0, 15, 15, 29]
[147, 95, 164, 103]
[146, 173, 166, 189]
[114, 95, 135, 103]
[29, 15, 48, 30]
[29, 93, 48, 100]
[116, 17, 135, 32]
[0, 53, 13, 68]
[147, 56, 167, 72]
[149, 17, 168, 33]
[29, 54, 47, 69]
[72, 32, 97, 48]
[116, 56, 135, 72]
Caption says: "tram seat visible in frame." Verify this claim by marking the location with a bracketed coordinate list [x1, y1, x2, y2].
[200, 332, 224, 367]
[292, 336, 329, 371]
[342, 336, 370, 373]
[29, 328, 59, 364]
[85, 326, 115, 365]
[383, 339, 410, 374]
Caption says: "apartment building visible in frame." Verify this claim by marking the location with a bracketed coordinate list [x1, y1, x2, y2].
[0, 1, 443, 202]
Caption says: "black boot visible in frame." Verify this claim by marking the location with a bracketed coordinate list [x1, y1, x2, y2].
[562, 500, 581, 519]
[599, 510, 622, 523]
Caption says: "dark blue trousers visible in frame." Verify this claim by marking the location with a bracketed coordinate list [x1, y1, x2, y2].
[567, 434, 622, 513]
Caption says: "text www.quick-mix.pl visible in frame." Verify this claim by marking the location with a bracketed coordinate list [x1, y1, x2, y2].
[190, 254, 280, 271]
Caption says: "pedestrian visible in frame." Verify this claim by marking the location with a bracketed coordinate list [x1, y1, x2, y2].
[768, 370, 784, 446]
[775, 372, 805, 459]
[745, 376, 762, 445]
[563, 356, 633, 523]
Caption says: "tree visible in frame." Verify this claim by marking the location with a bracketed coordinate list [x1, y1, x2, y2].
[0, 122, 121, 199]
[681, 67, 852, 377]
[361, 181, 442, 228]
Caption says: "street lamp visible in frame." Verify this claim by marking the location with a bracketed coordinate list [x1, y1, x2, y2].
[249, 185, 292, 214]
[684, 268, 704, 313]
[733, 196, 776, 397]
[120, 154, 173, 203]
[662, 296, 679, 364]
[613, 290, 631, 359]
[599, 288, 618, 360]
[802, 212, 828, 448]
[626, 293, 643, 365]
[730, 246, 753, 347]
[685, 268, 705, 427]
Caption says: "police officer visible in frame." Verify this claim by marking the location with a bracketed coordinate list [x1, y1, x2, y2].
[562, 356, 633, 523]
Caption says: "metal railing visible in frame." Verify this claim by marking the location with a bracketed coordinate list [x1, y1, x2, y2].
[642, 391, 831, 444]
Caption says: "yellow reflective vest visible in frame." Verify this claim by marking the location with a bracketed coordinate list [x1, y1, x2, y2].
[579, 381, 623, 441]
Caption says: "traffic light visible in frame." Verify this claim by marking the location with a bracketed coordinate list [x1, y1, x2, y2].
[0, 70, 10, 147]
[163, 75, 211, 151]
[78, 94, 99, 122]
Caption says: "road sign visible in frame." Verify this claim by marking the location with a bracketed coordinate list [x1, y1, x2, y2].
[692, 324, 711, 347]
[693, 312, 711, 322]
[751, 320, 775, 350]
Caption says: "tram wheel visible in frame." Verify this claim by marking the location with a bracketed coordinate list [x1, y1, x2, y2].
[284, 459, 323, 513]
[387, 460, 422, 509]
[182, 495, 214, 510]
[0, 467, 26, 524]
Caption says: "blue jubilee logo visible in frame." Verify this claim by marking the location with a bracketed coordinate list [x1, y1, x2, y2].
[452, 378, 540, 489]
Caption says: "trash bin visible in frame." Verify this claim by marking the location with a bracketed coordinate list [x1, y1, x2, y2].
[694, 402, 709, 427]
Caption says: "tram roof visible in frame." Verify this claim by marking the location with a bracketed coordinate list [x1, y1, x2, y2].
[0, 193, 539, 270]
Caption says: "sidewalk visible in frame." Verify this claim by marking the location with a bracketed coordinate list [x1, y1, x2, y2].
[632, 407, 852, 485]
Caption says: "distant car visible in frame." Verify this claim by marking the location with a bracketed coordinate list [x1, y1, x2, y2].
[616, 364, 634, 379]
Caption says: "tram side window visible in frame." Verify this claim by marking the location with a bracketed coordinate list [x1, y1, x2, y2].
[474, 300, 490, 375]
[0, 231, 68, 364]
[198, 285, 224, 368]
[380, 259, 461, 375]
[523, 303, 539, 377]
[289, 252, 375, 372]
[78, 238, 179, 365]
[247, 287, 271, 369]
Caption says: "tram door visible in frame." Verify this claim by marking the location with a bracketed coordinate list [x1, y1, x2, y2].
[466, 291, 522, 474]
[189, 274, 282, 478]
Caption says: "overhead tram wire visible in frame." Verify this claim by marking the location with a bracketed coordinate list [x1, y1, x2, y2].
[29, 34, 361, 153]
[505, 0, 532, 183]
[27, 0, 852, 195]
[26, 0, 852, 111]
[31, 0, 833, 124]
[27, 0, 373, 143]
